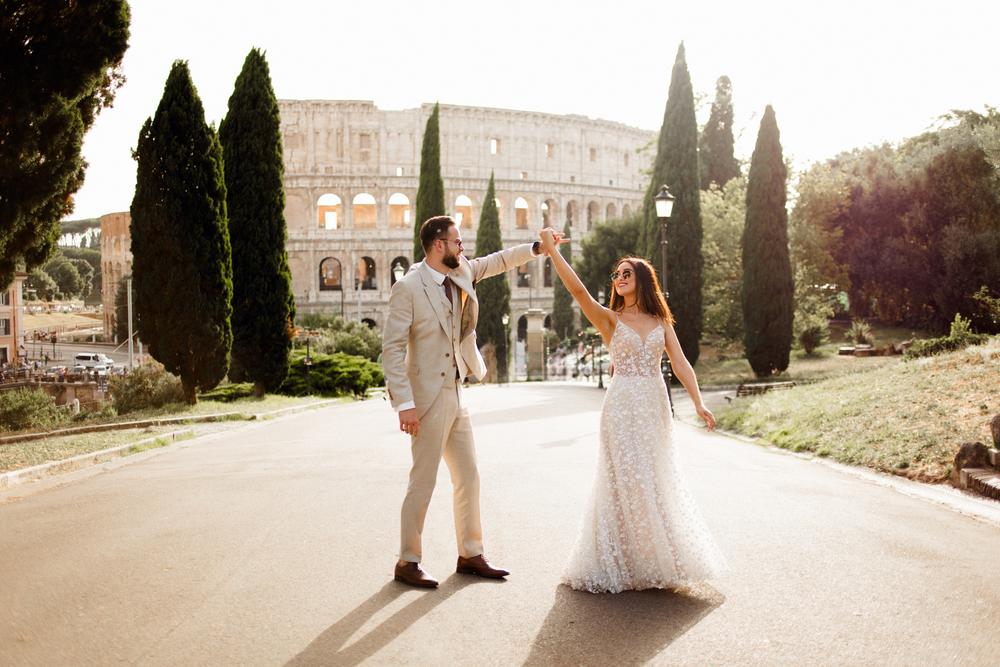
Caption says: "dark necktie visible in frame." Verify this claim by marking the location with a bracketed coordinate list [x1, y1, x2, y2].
[443, 276, 453, 305]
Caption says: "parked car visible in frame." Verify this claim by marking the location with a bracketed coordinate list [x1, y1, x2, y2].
[43, 365, 68, 381]
[74, 352, 115, 368]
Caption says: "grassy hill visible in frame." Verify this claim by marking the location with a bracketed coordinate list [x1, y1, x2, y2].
[716, 336, 1000, 483]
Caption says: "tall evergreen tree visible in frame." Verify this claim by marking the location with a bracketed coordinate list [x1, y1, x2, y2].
[474, 173, 511, 381]
[742, 105, 794, 377]
[219, 48, 295, 396]
[414, 103, 446, 262]
[130, 61, 233, 404]
[641, 43, 704, 364]
[0, 1, 130, 288]
[550, 218, 576, 339]
[700, 76, 740, 189]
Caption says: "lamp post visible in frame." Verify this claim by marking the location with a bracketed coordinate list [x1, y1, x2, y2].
[501, 313, 510, 384]
[654, 184, 676, 415]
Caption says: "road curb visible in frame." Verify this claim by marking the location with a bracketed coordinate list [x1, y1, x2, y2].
[685, 418, 1000, 528]
[0, 429, 194, 489]
[0, 399, 345, 490]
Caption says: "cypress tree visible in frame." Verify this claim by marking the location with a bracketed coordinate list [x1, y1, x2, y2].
[0, 1, 129, 287]
[474, 173, 511, 382]
[219, 48, 295, 397]
[641, 43, 704, 364]
[130, 61, 233, 404]
[550, 218, 576, 339]
[414, 102, 446, 262]
[742, 105, 793, 377]
[700, 76, 740, 189]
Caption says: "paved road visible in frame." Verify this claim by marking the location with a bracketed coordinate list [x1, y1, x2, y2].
[1, 383, 998, 666]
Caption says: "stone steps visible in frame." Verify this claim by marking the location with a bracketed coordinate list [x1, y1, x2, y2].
[960, 468, 1000, 501]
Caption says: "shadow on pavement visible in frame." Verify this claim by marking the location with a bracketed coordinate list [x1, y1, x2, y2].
[522, 583, 724, 666]
[471, 393, 599, 429]
[285, 574, 490, 666]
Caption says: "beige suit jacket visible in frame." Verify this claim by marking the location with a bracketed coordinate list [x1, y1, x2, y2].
[382, 243, 537, 417]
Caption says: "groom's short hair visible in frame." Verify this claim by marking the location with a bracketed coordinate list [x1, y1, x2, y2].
[419, 216, 456, 251]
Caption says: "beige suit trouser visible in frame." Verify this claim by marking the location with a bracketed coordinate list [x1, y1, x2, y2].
[399, 381, 483, 563]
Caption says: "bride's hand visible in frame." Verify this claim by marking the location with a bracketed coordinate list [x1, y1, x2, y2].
[538, 228, 557, 252]
[696, 404, 716, 431]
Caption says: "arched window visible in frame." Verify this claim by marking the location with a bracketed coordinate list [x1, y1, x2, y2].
[587, 201, 600, 231]
[544, 314, 551, 329]
[514, 197, 529, 229]
[362, 318, 377, 329]
[542, 199, 559, 227]
[622, 204, 632, 218]
[566, 200, 578, 229]
[516, 263, 531, 288]
[319, 257, 342, 291]
[353, 193, 377, 228]
[388, 193, 411, 228]
[317, 193, 342, 229]
[543, 257, 553, 287]
[455, 195, 473, 229]
[390, 256, 410, 286]
[606, 203, 617, 220]
[517, 315, 528, 342]
[356, 256, 377, 290]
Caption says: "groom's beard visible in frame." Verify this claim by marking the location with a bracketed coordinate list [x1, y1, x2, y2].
[442, 252, 460, 270]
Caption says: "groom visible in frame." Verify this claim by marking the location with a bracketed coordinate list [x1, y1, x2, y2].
[382, 215, 558, 588]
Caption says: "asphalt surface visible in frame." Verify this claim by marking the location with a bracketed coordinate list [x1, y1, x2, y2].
[1, 382, 998, 666]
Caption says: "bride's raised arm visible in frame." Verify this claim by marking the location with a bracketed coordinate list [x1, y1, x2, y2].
[538, 228, 616, 343]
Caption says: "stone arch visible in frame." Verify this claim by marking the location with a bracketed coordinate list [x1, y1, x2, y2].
[319, 257, 342, 291]
[606, 202, 617, 220]
[388, 192, 411, 228]
[565, 200, 579, 229]
[543, 257, 553, 287]
[362, 318, 377, 329]
[514, 196, 529, 229]
[390, 256, 410, 285]
[356, 256, 377, 290]
[622, 204, 632, 218]
[317, 193, 342, 229]
[542, 199, 559, 228]
[455, 195, 474, 229]
[517, 315, 528, 342]
[587, 201, 600, 231]
[352, 193, 377, 228]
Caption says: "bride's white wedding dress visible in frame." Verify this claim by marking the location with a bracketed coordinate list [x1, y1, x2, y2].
[562, 318, 727, 593]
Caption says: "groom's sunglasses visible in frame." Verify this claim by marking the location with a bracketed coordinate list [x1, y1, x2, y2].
[437, 236, 464, 249]
[610, 269, 633, 282]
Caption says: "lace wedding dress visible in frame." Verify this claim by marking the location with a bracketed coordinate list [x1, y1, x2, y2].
[562, 318, 727, 593]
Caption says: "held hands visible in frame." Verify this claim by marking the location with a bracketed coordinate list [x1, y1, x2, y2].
[696, 404, 716, 432]
[399, 408, 420, 438]
[538, 227, 568, 254]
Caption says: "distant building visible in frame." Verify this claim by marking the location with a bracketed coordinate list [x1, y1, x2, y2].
[100, 211, 132, 339]
[277, 100, 656, 350]
[0, 272, 27, 364]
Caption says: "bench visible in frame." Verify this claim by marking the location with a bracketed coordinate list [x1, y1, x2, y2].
[726, 381, 797, 402]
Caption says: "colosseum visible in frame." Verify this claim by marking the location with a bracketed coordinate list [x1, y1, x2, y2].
[279, 100, 655, 361]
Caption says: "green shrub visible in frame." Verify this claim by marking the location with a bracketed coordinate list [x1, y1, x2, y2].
[847, 318, 874, 345]
[905, 313, 989, 359]
[200, 383, 256, 402]
[295, 315, 382, 361]
[0, 388, 69, 431]
[279, 350, 384, 398]
[109, 364, 186, 414]
[796, 313, 829, 355]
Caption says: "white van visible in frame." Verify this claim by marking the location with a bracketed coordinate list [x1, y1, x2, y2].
[74, 352, 115, 368]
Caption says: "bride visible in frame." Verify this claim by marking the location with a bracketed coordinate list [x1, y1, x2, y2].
[538, 229, 727, 593]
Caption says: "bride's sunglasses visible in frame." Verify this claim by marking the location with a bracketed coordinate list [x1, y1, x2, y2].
[610, 269, 633, 282]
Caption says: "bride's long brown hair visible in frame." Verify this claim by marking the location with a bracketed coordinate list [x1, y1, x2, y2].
[607, 257, 675, 325]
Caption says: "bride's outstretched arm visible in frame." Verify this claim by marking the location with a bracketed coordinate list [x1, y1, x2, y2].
[663, 322, 716, 430]
[539, 228, 615, 342]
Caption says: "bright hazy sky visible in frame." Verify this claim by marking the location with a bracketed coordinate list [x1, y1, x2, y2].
[69, 0, 999, 220]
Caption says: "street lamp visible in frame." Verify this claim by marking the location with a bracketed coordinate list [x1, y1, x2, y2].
[654, 184, 676, 415]
[501, 313, 510, 384]
[596, 289, 605, 389]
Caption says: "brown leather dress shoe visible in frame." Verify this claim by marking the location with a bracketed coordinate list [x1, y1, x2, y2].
[394, 561, 439, 588]
[456, 554, 509, 579]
